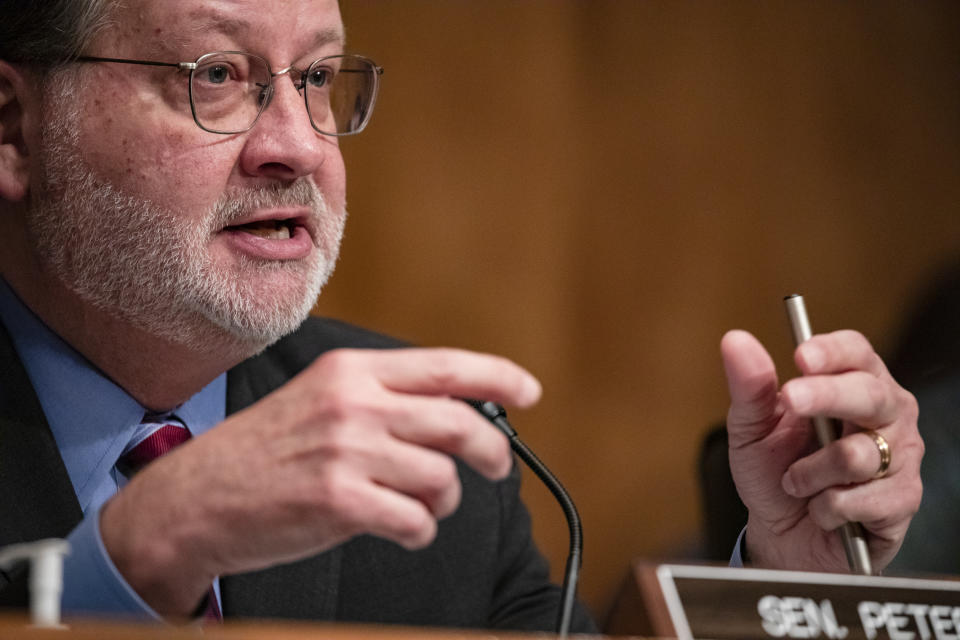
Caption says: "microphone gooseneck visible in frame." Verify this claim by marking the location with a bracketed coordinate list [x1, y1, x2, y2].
[466, 399, 583, 638]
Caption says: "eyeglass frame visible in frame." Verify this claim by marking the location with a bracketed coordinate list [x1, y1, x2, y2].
[73, 51, 384, 136]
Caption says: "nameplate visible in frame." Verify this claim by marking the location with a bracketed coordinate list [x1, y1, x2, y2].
[654, 564, 960, 640]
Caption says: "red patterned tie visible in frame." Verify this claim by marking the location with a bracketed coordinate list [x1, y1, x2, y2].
[119, 419, 223, 622]
[118, 424, 191, 475]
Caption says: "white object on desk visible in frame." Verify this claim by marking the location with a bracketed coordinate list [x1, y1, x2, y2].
[0, 538, 70, 628]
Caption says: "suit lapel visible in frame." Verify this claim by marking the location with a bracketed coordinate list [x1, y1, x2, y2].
[0, 318, 81, 606]
[220, 353, 342, 620]
[0, 320, 82, 547]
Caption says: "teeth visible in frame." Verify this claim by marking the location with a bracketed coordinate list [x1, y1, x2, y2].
[238, 222, 292, 240]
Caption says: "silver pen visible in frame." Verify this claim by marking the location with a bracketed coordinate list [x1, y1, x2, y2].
[784, 294, 873, 575]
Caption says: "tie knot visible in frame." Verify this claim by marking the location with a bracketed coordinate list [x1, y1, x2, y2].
[118, 419, 191, 478]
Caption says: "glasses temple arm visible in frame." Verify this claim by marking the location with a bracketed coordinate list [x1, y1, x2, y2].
[75, 56, 190, 70]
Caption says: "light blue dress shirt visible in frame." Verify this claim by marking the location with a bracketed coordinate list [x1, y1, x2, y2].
[0, 279, 226, 619]
[730, 528, 746, 567]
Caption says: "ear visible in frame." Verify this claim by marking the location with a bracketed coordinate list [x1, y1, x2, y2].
[0, 61, 35, 203]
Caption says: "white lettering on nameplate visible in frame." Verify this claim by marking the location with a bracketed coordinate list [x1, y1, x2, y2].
[857, 601, 960, 640]
[758, 596, 848, 639]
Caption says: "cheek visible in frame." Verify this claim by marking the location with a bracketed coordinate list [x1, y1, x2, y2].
[314, 142, 348, 211]
[77, 108, 235, 212]
[72, 71, 231, 203]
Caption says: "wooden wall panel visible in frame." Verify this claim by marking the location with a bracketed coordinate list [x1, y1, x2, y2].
[317, 1, 960, 619]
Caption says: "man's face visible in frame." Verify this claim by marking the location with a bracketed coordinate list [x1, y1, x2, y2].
[26, 0, 349, 351]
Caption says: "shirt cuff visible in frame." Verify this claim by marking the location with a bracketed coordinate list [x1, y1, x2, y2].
[729, 526, 747, 568]
[61, 504, 163, 621]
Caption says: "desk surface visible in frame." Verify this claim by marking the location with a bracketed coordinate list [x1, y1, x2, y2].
[0, 615, 650, 639]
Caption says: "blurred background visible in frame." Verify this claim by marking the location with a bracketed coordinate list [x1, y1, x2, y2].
[319, 0, 960, 623]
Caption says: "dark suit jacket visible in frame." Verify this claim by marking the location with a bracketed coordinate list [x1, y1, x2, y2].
[885, 371, 960, 578]
[0, 316, 595, 632]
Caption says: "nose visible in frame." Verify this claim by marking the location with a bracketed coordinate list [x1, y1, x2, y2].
[236, 72, 337, 181]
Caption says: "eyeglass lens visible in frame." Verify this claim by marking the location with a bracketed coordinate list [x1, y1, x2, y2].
[189, 52, 378, 135]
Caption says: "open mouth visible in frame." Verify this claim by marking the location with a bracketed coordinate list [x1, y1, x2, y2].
[216, 211, 315, 260]
[225, 219, 297, 240]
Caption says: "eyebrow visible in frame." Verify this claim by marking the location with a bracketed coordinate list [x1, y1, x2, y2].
[312, 27, 346, 51]
[183, 9, 345, 52]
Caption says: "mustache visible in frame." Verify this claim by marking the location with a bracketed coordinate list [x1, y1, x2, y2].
[209, 180, 327, 229]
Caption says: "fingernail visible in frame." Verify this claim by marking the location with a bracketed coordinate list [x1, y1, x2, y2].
[781, 471, 797, 497]
[802, 344, 825, 372]
[786, 383, 812, 413]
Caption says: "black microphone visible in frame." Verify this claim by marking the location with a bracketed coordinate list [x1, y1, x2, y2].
[465, 399, 583, 638]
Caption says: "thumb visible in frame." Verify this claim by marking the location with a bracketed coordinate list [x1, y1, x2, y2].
[721, 330, 780, 446]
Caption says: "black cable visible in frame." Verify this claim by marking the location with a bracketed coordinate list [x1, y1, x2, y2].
[467, 400, 583, 638]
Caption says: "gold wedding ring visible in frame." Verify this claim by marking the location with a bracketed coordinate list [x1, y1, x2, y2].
[867, 431, 891, 479]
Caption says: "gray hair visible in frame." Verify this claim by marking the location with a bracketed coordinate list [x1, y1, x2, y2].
[0, 1, 113, 67]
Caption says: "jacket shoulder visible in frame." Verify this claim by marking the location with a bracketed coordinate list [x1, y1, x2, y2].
[274, 316, 407, 360]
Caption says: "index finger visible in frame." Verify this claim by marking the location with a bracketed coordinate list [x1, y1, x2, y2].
[366, 347, 542, 408]
[781, 371, 900, 428]
[386, 394, 514, 480]
[795, 330, 889, 378]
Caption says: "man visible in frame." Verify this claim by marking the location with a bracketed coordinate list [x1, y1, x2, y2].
[0, 0, 922, 631]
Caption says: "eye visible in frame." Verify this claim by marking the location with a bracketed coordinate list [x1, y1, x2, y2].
[308, 67, 333, 88]
[205, 64, 231, 84]
[194, 56, 254, 87]
[256, 83, 271, 106]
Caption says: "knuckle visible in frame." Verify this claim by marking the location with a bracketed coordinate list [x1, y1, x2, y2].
[437, 481, 463, 519]
[312, 384, 355, 422]
[424, 476, 462, 520]
[423, 456, 459, 492]
[316, 427, 357, 462]
[486, 434, 512, 478]
[864, 377, 888, 412]
[314, 473, 352, 514]
[822, 330, 874, 369]
[867, 351, 886, 374]
[900, 390, 919, 424]
[906, 477, 923, 515]
[394, 509, 436, 549]
[318, 387, 378, 426]
[312, 348, 358, 378]
[898, 434, 925, 471]
[838, 436, 872, 475]
[286, 475, 324, 512]
[900, 424, 923, 452]
[438, 455, 460, 485]
[820, 487, 846, 516]
[409, 454, 462, 518]
[425, 348, 461, 389]
[439, 412, 472, 450]
[835, 329, 869, 349]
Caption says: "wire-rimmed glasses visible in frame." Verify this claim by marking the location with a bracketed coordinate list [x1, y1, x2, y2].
[75, 51, 383, 135]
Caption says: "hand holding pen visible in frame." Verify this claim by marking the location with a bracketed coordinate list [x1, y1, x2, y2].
[720, 302, 923, 574]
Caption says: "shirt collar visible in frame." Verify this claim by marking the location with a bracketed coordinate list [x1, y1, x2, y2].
[0, 278, 225, 512]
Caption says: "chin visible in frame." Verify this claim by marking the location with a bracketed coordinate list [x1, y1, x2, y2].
[187, 259, 330, 353]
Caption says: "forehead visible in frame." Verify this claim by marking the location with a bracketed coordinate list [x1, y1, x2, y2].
[101, 0, 344, 59]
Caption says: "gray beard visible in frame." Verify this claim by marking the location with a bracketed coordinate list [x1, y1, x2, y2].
[26, 72, 345, 354]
